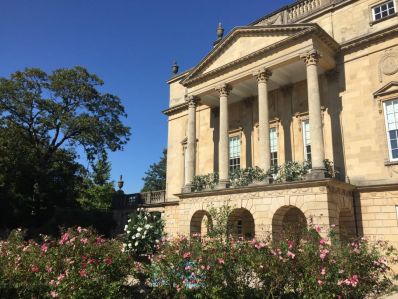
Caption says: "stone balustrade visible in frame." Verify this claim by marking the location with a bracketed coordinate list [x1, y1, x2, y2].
[112, 190, 166, 209]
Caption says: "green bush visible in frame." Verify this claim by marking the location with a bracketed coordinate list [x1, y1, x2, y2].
[145, 225, 397, 298]
[0, 227, 134, 298]
[191, 173, 219, 191]
[229, 166, 267, 187]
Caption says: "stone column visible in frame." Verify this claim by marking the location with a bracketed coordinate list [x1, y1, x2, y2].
[301, 49, 325, 178]
[255, 68, 272, 172]
[216, 84, 232, 189]
[183, 96, 198, 192]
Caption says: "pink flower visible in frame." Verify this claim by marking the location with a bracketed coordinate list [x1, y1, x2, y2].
[317, 279, 324, 286]
[41, 244, 49, 253]
[46, 266, 53, 273]
[321, 267, 326, 275]
[77, 226, 82, 233]
[287, 251, 296, 259]
[217, 258, 225, 264]
[315, 225, 321, 233]
[80, 238, 88, 245]
[31, 265, 39, 273]
[79, 269, 87, 277]
[288, 240, 294, 249]
[59, 233, 69, 245]
[319, 238, 326, 245]
[255, 242, 266, 249]
[49, 280, 56, 286]
[350, 275, 359, 287]
[57, 274, 65, 281]
[104, 257, 113, 265]
[183, 252, 191, 259]
[50, 291, 59, 298]
[319, 249, 329, 261]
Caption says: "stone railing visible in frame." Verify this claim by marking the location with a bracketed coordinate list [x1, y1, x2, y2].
[286, 0, 347, 23]
[112, 190, 166, 209]
[140, 190, 166, 205]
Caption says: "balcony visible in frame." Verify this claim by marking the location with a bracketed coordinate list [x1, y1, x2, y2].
[112, 190, 166, 209]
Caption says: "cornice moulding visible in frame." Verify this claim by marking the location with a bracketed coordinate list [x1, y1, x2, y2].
[162, 102, 189, 116]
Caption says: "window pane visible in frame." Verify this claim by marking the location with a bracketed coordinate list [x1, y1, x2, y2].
[391, 139, 398, 149]
[393, 149, 398, 159]
[390, 130, 397, 140]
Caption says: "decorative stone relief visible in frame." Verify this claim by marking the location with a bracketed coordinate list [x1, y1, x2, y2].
[379, 50, 398, 82]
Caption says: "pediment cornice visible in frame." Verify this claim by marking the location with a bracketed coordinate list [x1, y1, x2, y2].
[181, 24, 339, 87]
[374, 81, 398, 98]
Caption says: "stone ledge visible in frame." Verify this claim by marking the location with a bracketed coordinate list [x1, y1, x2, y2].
[175, 178, 355, 199]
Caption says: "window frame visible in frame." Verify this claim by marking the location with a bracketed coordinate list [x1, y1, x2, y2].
[383, 99, 398, 162]
[302, 119, 312, 163]
[371, 0, 396, 22]
[229, 135, 241, 172]
[270, 127, 278, 167]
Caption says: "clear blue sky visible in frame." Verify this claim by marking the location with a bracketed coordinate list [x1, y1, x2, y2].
[1, 0, 292, 193]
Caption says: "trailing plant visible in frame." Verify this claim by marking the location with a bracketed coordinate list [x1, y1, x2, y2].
[229, 166, 267, 187]
[191, 173, 219, 192]
[272, 160, 311, 183]
[123, 208, 164, 257]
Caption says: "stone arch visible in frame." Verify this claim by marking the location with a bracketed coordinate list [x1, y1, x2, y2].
[272, 205, 307, 242]
[190, 210, 212, 237]
[338, 208, 356, 243]
[227, 208, 255, 239]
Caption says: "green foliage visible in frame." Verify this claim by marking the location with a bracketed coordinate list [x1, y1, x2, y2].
[206, 204, 233, 241]
[271, 160, 311, 183]
[0, 67, 130, 227]
[141, 149, 167, 192]
[77, 153, 115, 211]
[0, 227, 135, 298]
[146, 223, 397, 298]
[191, 173, 219, 192]
[229, 166, 267, 187]
[123, 208, 164, 257]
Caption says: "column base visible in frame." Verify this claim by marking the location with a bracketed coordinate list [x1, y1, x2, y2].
[215, 179, 230, 190]
[182, 184, 194, 193]
[306, 167, 326, 180]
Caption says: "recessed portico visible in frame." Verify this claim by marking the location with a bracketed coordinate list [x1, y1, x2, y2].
[181, 23, 338, 190]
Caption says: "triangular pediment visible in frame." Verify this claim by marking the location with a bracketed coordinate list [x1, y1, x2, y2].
[374, 82, 398, 98]
[181, 24, 330, 86]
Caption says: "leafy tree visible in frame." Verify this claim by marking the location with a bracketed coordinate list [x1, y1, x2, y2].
[141, 149, 167, 192]
[77, 153, 115, 211]
[0, 67, 130, 223]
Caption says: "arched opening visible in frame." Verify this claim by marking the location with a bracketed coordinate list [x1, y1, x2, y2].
[227, 208, 255, 239]
[338, 208, 356, 244]
[190, 210, 212, 237]
[272, 206, 307, 242]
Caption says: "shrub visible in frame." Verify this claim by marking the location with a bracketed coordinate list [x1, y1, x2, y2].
[191, 173, 219, 191]
[123, 208, 164, 257]
[145, 223, 397, 298]
[0, 227, 134, 298]
[229, 167, 267, 187]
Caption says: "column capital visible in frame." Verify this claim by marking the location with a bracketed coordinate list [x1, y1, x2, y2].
[254, 68, 272, 83]
[185, 95, 199, 108]
[216, 83, 232, 97]
[301, 49, 321, 66]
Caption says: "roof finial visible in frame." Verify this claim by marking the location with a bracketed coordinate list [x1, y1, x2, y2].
[117, 175, 124, 190]
[217, 22, 224, 39]
[172, 61, 179, 75]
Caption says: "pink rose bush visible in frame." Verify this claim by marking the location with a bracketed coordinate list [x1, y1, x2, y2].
[0, 227, 135, 298]
[144, 225, 397, 298]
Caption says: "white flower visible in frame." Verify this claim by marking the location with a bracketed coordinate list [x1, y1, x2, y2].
[137, 227, 143, 232]
[132, 235, 136, 240]
[136, 233, 141, 238]
[124, 225, 128, 231]
[128, 243, 132, 248]
[155, 240, 160, 244]
[128, 219, 131, 223]
[127, 230, 131, 234]
[145, 224, 151, 229]
[134, 241, 139, 247]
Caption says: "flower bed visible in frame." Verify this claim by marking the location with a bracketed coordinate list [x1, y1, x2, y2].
[0, 227, 135, 298]
[145, 227, 397, 298]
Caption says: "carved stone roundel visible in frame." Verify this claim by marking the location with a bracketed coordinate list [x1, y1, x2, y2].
[380, 52, 398, 76]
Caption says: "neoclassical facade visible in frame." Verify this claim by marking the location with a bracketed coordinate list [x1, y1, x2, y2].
[158, 0, 398, 244]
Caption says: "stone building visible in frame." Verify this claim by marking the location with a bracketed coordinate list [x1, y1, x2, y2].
[156, 0, 398, 244]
